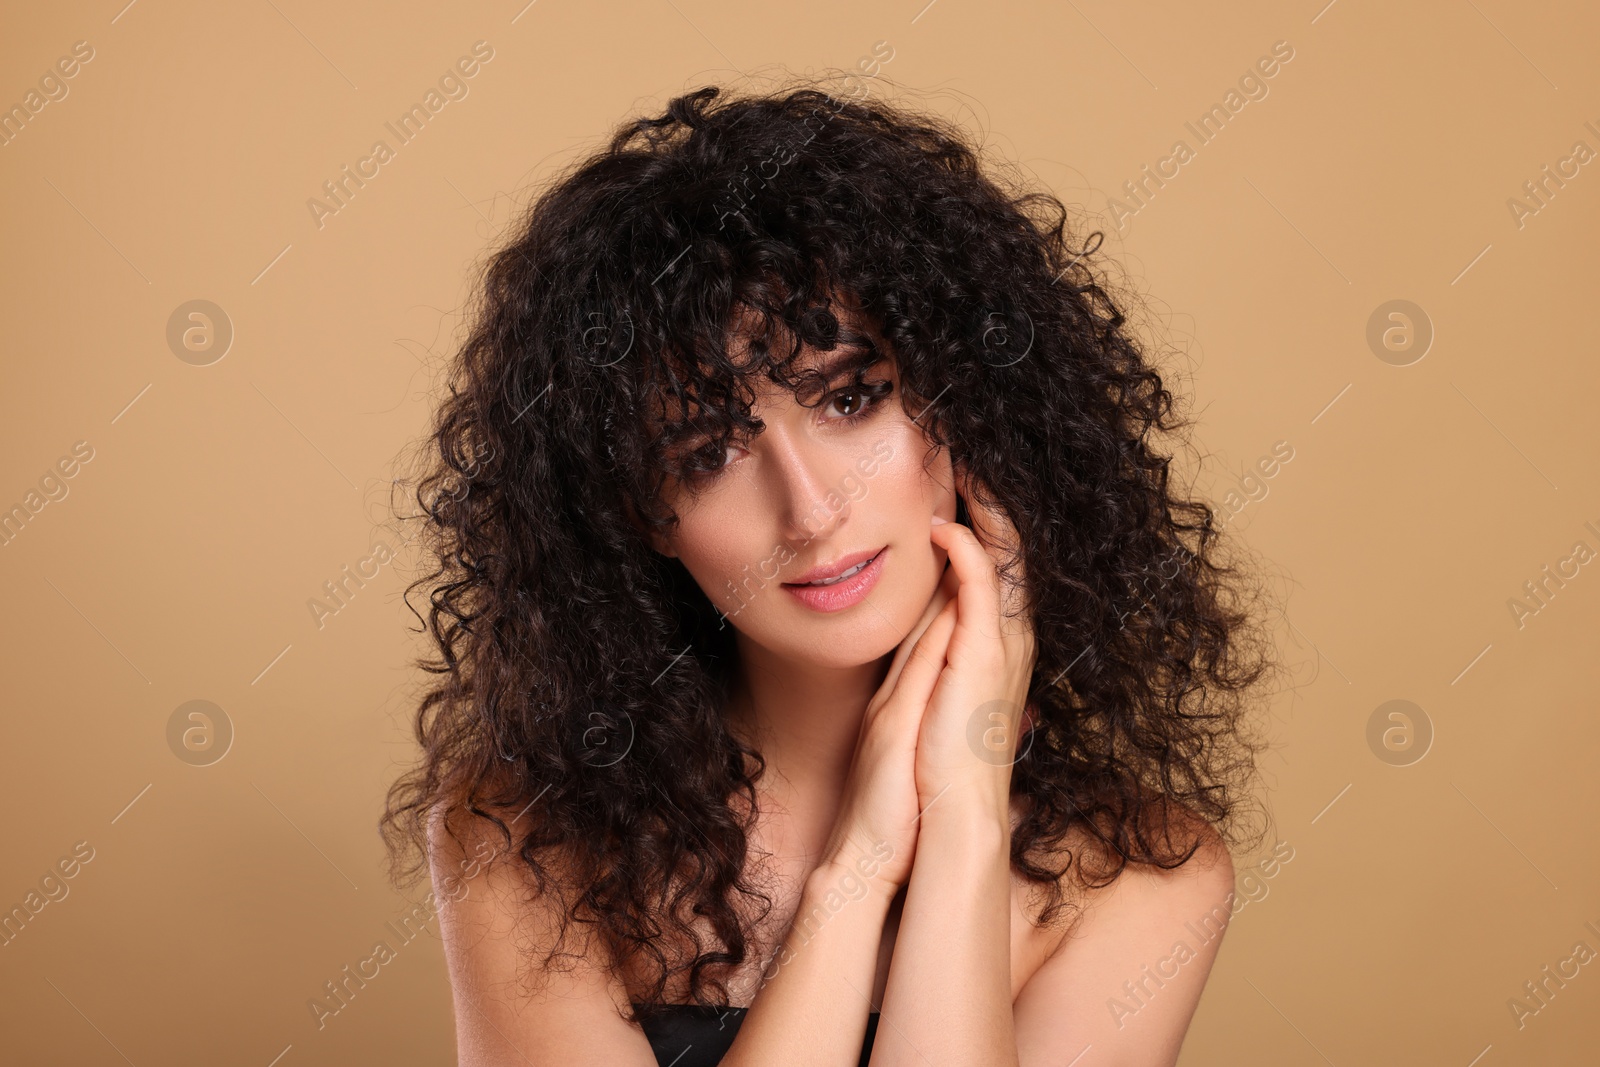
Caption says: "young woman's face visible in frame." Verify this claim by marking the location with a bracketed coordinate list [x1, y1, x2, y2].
[650, 329, 959, 670]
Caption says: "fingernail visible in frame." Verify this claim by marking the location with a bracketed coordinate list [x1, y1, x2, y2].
[930, 515, 948, 525]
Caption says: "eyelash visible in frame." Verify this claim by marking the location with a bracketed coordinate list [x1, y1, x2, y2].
[678, 377, 892, 483]
[823, 377, 891, 423]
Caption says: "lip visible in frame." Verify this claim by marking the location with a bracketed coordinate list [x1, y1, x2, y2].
[782, 547, 887, 613]
[784, 547, 887, 586]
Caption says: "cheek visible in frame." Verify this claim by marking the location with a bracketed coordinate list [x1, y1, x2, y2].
[671, 506, 778, 608]
[677, 518, 747, 583]
[870, 422, 954, 512]
[867, 426, 955, 597]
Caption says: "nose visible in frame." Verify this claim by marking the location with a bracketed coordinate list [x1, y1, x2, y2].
[764, 429, 849, 547]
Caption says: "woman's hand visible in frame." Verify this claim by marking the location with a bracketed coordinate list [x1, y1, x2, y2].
[818, 566, 961, 892]
[916, 473, 1038, 819]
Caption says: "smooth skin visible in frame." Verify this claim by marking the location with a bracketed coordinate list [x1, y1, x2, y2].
[428, 334, 1237, 1066]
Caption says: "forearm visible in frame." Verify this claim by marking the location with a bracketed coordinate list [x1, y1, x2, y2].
[871, 791, 1016, 1067]
[720, 846, 896, 1067]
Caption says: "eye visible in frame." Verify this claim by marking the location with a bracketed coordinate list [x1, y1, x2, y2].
[677, 438, 743, 482]
[828, 387, 868, 417]
[824, 377, 892, 421]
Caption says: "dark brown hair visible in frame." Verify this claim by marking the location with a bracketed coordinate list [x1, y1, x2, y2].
[380, 78, 1276, 1022]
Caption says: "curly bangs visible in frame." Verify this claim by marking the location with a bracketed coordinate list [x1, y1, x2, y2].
[381, 78, 1276, 1018]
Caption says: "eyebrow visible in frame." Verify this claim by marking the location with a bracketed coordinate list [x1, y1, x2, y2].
[660, 341, 888, 452]
[797, 339, 885, 384]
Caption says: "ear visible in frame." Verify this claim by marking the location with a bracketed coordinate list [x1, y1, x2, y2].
[952, 457, 974, 509]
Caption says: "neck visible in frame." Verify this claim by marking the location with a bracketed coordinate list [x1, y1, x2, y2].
[725, 631, 892, 817]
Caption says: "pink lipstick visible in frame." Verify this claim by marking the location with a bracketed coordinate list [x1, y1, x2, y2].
[782, 547, 887, 612]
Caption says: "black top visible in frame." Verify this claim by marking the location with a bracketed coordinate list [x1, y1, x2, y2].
[635, 1003, 881, 1066]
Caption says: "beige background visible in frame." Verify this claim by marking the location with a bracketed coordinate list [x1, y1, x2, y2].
[2, 0, 1597, 1063]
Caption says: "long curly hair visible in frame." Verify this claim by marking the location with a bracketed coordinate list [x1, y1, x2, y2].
[380, 77, 1277, 1022]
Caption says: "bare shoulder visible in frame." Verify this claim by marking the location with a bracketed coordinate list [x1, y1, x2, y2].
[1030, 801, 1233, 953]
[1010, 799, 1235, 1067]
[425, 804, 658, 1066]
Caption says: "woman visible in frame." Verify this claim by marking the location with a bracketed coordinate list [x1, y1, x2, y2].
[381, 80, 1275, 1066]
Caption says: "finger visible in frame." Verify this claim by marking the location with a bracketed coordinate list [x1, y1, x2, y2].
[959, 493, 1027, 619]
[929, 518, 1005, 646]
[964, 490, 1021, 561]
[890, 598, 958, 710]
[876, 563, 958, 697]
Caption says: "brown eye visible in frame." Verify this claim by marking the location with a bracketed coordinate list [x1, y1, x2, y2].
[833, 389, 865, 416]
[826, 377, 891, 420]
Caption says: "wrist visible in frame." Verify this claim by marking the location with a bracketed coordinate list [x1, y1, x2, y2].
[921, 774, 1013, 827]
[908, 815, 1010, 908]
[814, 841, 903, 905]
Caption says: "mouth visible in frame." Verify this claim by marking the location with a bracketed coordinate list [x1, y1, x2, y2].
[782, 547, 887, 613]
[783, 546, 887, 586]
